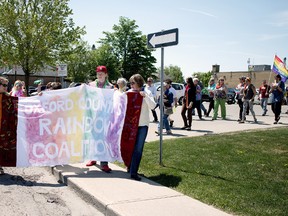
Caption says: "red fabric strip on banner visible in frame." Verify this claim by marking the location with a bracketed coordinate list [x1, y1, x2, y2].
[0, 93, 18, 167]
[120, 92, 143, 167]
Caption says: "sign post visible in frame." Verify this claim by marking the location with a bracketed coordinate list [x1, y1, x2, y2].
[147, 28, 178, 166]
[57, 63, 67, 87]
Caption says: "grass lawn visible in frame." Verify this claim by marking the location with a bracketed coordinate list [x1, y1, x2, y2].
[138, 127, 288, 216]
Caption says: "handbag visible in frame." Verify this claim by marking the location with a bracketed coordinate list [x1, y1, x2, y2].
[164, 106, 173, 115]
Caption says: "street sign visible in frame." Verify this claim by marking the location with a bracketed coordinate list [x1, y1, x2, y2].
[147, 28, 178, 48]
[57, 63, 67, 77]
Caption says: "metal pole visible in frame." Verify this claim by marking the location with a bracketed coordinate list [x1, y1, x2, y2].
[159, 47, 164, 166]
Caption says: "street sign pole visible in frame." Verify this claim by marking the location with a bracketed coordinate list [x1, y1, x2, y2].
[159, 46, 164, 166]
[147, 28, 178, 166]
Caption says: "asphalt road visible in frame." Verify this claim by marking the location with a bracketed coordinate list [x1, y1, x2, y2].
[0, 167, 104, 216]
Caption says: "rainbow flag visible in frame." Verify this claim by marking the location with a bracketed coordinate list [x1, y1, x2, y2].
[272, 55, 288, 82]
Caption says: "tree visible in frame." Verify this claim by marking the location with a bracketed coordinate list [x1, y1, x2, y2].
[98, 16, 157, 80]
[0, 0, 85, 91]
[192, 71, 212, 87]
[157, 65, 184, 83]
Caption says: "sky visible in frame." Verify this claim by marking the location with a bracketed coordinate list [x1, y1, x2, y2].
[68, 0, 288, 78]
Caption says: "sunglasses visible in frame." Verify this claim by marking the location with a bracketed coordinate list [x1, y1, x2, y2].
[0, 83, 8, 87]
[220, 79, 224, 81]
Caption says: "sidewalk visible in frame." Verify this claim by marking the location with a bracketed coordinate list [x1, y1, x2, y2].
[51, 104, 287, 216]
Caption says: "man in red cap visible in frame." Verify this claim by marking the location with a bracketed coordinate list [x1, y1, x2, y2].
[86, 65, 114, 172]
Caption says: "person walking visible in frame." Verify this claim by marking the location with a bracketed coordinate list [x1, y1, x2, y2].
[166, 79, 177, 127]
[145, 77, 158, 122]
[235, 76, 246, 121]
[86, 65, 114, 173]
[155, 80, 174, 135]
[239, 77, 257, 123]
[212, 77, 228, 120]
[193, 78, 203, 120]
[128, 74, 156, 180]
[181, 77, 196, 130]
[258, 80, 270, 116]
[206, 78, 216, 117]
[270, 74, 285, 124]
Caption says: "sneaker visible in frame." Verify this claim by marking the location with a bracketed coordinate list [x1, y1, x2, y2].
[169, 120, 174, 127]
[153, 120, 159, 123]
[237, 118, 241, 122]
[131, 174, 141, 181]
[166, 130, 173, 135]
[0, 167, 4, 175]
[239, 120, 245, 123]
[181, 126, 188, 129]
[86, 160, 97, 166]
[273, 121, 278, 124]
[254, 119, 258, 123]
[101, 165, 112, 173]
[186, 127, 191, 131]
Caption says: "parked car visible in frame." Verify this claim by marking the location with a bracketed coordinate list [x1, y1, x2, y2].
[155, 82, 185, 105]
[28, 86, 37, 95]
[201, 88, 210, 102]
[226, 88, 236, 104]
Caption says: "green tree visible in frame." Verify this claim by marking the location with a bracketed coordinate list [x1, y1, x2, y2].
[0, 0, 85, 91]
[90, 44, 121, 82]
[98, 16, 157, 80]
[158, 65, 184, 83]
[192, 71, 212, 87]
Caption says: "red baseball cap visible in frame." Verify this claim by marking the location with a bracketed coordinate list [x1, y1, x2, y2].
[96, 65, 107, 73]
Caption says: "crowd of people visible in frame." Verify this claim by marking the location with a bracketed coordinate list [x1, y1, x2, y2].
[0, 67, 287, 180]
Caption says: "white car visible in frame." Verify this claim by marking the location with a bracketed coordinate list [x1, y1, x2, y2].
[154, 82, 185, 105]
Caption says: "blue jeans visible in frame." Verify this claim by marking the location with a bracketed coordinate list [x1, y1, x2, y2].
[130, 126, 148, 176]
[157, 114, 171, 132]
[260, 98, 268, 114]
[163, 114, 171, 131]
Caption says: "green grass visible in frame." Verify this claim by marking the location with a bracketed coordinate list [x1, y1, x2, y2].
[138, 128, 288, 216]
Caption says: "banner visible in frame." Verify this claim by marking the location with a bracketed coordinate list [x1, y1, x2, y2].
[14, 85, 127, 167]
[0, 93, 18, 166]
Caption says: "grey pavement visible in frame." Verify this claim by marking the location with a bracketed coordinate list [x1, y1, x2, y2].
[51, 103, 288, 216]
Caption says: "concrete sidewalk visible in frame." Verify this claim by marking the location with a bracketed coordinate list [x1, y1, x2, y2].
[51, 104, 288, 216]
[52, 163, 231, 216]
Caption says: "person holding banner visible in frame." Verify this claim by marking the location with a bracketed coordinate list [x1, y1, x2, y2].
[10, 80, 27, 97]
[270, 74, 285, 124]
[86, 65, 114, 173]
[128, 74, 156, 181]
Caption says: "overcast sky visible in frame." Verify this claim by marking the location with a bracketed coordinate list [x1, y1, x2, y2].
[69, 0, 288, 78]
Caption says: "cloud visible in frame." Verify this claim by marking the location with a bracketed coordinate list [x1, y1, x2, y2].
[179, 8, 217, 18]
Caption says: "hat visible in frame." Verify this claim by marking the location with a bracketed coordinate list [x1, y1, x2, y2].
[246, 77, 251, 82]
[193, 78, 199, 82]
[96, 66, 107, 73]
